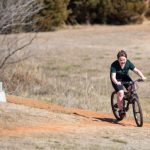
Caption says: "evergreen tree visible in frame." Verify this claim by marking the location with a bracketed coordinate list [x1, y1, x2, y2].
[67, 0, 99, 24]
[67, 0, 148, 25]
[106, 0, 148, 24]
[145, 0, 150, 18]
[34, 0, 69, 31]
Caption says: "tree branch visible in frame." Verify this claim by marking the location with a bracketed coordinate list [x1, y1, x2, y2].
[0, 34, 36, 69]
[0, 0, 44, 70]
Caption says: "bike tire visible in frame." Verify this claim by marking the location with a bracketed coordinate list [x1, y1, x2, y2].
[111, 91, 124, 121]
[132, 97, 143, 127]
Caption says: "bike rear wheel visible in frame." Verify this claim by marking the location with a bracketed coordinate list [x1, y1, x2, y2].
[132, 97, 143, 127]
[111, 92, 124, 121]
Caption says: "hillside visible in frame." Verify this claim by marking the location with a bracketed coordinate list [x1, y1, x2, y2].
[0, 21, 150, 150]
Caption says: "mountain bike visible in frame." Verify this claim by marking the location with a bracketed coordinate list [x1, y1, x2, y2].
[111, 79, 144, 127]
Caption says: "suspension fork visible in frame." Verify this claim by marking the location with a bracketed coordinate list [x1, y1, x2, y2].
[130, 93, 139, 103]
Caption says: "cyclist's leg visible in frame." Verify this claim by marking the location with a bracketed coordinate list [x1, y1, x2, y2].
[117, 90, 124, 110]
[111, 81, 124, 110]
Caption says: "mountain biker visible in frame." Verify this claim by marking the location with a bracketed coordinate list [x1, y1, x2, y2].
[110, 50, 146, 117]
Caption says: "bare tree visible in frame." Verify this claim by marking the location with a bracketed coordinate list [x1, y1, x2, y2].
[0, 0, 44, 69]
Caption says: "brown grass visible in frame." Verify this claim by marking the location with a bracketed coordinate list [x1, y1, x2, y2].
[1, 97, 150, 150]
[1, 22, 150, 120]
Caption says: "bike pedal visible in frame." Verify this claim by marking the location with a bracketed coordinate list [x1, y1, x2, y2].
[119, 110, 126, 118]
[120, 113, 126, 119]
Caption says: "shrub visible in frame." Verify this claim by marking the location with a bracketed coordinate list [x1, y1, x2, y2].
[67, 0, 149, 25]
[106, 0, 148, 24]
[145, 1, 150, 19]
[67, 0, 100, 24]
[34, 0, 69, 31]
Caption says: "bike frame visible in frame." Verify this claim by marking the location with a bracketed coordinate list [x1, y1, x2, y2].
[122, 79, 143, 111]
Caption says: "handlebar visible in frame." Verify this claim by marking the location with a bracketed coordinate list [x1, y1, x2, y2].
[122, 78, 144, 85]
[121, 78, 144, 92]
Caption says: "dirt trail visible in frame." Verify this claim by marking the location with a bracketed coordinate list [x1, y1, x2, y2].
[0, 95, 149, 137]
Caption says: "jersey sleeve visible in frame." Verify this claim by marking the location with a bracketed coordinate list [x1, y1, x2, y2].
[110, 65, 116, 73]
[128, 60, 135, 70]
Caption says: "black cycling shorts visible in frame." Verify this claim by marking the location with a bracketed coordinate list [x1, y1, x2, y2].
[111, 75, 132, 92]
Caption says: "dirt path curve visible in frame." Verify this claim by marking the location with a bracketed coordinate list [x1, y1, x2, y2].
[1, 95, 150, 137]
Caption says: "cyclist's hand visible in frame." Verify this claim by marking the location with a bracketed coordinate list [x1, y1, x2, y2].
[116, 81, 122, 85]
[141, 76, 146, 81]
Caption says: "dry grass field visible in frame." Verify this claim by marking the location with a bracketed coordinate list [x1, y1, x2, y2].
[0, 96, 150, 150]
[0, 21, 150, 149]
[4, 21, 150, 117]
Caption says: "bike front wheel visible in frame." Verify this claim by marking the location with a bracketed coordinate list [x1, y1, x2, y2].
[132, 97, 143, 127]
[111, 91, 124, 121]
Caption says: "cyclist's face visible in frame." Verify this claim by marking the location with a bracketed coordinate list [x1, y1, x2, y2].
[118, 56, 127, 66]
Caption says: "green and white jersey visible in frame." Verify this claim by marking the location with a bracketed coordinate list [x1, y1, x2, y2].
[110, 59, 135, 80]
